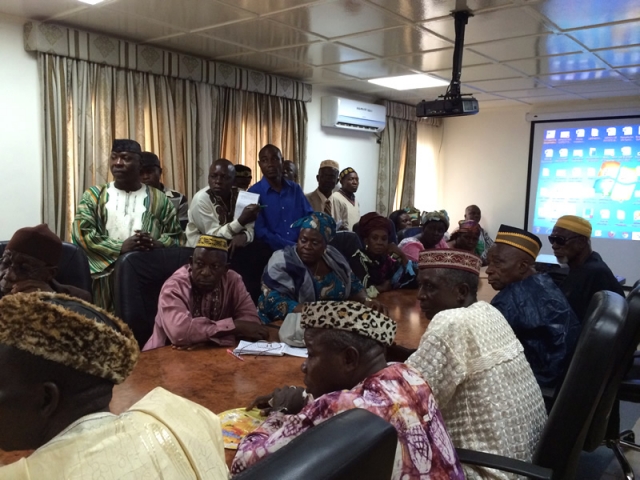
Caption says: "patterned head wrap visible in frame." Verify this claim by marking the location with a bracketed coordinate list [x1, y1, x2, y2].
[292, 212, 336, 244]
[0, 292, 139, 384]
[421, 210, 450, 230]
[301, 301, 397, 346]
[339, 167, 356, 181]
[554, 215, 592, 237]
[359, 212, 393, 239]
[112, 139, 141, 154]
[418, 249, 482, 275]
[495, 225, 542, 259]
[6, 224, 62, 267]
[196, 235, 228, 252]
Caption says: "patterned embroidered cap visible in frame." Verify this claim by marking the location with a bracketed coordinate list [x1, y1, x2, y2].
[0, 292, 139, 384]
[495, 224, 542, 259]
[319, 159, 340, 171]
[301, 301, 397, 346]
[554, 215, 592, 237]
[196, 235, 228, 252]
[418, 248, 482, 275]
[234, 164, 252, 178]
[339, 167, 356, 181]
[112, 139, 142, 154]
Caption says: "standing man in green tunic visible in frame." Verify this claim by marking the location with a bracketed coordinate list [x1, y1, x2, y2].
[72, 139, 184, 311]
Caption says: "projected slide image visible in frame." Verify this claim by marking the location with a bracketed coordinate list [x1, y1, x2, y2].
[532, 123, 640, 240]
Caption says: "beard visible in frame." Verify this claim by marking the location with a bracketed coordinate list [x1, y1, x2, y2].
[556, 256, 569, 265]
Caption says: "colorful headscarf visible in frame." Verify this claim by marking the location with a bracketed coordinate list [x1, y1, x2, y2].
[291, 212, 336, 244]
[339, 167, 356, 181]
[421, 210, 450, 230]
[457, 219, 481, 234]
[359, 212, 393, 239]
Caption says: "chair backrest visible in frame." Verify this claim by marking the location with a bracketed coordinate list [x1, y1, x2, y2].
[584, 283, 640, 449]
[0, 241, 92, 293]
[114, 247, 194, 348]
[533, 290, 628, 479]
[397, 226, 421, 243]
[234, 408, 398, 480]
[329, 231, 362, 263]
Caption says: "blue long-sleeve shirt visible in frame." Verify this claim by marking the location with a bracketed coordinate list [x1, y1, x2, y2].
[249, 177, 313, 251]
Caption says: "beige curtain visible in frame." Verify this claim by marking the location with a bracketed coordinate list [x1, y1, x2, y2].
[218, 89, 307, 183]
[415, 122, 445, 212]
[376, 117, 417, 216]
[40, 54, 307, 240]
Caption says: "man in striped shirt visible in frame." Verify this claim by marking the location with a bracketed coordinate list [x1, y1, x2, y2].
[72, 139, 184, 311]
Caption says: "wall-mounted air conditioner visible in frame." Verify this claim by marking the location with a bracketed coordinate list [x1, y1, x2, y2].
[321, 96, 386, 133]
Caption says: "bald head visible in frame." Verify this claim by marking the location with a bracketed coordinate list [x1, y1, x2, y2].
[209, 158, 235, 196]
[486, 243, 535, 291]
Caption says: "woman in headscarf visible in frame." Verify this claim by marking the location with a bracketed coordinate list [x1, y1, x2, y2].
[351, 212, 416, 298]
[389, 209, 413, 234]
[258, 212, 385, 329]
[398, 210, 450, 262]
[447, 220, 483, 260]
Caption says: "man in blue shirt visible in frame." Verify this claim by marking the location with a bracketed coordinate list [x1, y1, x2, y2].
[249, 144, 312, 251]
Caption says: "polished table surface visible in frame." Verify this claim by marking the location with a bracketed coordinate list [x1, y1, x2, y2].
[0, 279, 497, 468]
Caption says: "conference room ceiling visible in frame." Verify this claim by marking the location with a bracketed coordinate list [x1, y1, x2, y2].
[4, 0, 640, 109]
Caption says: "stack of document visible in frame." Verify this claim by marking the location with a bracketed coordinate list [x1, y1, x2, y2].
[233, 341, 307, 358]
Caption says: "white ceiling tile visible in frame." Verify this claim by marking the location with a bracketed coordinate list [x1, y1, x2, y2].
[529, 0, 640, 31]
[201, 18, 322, 50]
[150, 34, 255, 59]
[0, 0, 87, 21]
[477, 98, 528, 108]
[468, 34, 583, 62]
[274, 66, 357, 83]
[336, 25, 451, 57]
[220, 52, 307, 72]
[107, 0, 256, 32]
[554, 80, 640, 94]
[519, 93, 586, 104]
[505, 53, 609, 76]
[534, 69, 625, 86]
[465, 77, 541, 92]
[431, 63, 522, 82]
[390, 48, 489, 72]
[215, 0, 321, 16]
[498, 87, 567, 98]
[325, 59, 415, 79]
[595, 47, 640, 68]
[268, 0, 405, 39]
[422, 7, 551, 44]
[367, 0, 515, 23]
[616, 66, 640, 81]
[267, 43, 373, 66]
[56, 5, 185, 42]
[567, 21, 640, 50]
[580, 89, 640, 99]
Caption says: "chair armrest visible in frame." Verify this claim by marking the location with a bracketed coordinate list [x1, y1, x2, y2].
[456, 448, 553, 480]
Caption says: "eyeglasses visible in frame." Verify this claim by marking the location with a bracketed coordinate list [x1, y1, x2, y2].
[548, 234, 582, 246]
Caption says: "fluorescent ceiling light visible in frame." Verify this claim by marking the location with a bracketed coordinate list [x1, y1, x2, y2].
[78, 0, 105, 5]
[368, 74, 449, 91]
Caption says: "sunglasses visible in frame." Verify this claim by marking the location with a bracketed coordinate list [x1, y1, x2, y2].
[548, 234, 582, 246]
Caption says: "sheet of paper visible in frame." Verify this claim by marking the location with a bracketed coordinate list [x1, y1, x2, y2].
[282, 344, 308, 358]
[233, 191, 260, 220]
[233, 340, 284, 356]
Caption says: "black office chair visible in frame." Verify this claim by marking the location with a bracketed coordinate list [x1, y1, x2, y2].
[114, 247, 194, 348]
[234, 408, 398, 480]
[0, 240, 92, 293]
[329, 231, 362, 263]
[397, 226, 421, 243]
[457, 290, 629, 480]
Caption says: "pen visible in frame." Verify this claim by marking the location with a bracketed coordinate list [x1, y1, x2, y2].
[259, 205, 268, 208]
[227, 349, 245, 361]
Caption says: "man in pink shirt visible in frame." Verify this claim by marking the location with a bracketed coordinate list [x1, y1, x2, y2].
[143, 235, 267, 350]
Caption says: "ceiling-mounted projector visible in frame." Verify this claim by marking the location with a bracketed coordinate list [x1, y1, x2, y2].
[417, 10, 478, 118]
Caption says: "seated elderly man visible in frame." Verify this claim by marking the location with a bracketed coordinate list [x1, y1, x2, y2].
[392, 249, 547, 480]
[487, 225, 580, 389]
[144, 235, 268, 350]
[551, 215, 624, 322]
[0, 292, 227, 479]
[232, 301, 464, 479]
[0, 224, 91, 302]
[72, 139, 184, 311]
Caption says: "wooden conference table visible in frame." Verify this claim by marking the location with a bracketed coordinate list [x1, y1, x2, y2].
[0, 274, 496, 468]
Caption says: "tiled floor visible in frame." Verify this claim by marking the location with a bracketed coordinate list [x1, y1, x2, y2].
[577, 401, 640, 479]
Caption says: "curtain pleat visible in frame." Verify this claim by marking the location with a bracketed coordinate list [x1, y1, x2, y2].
[39, 53, 307, 240]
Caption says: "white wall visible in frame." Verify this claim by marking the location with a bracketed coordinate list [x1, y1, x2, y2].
[0, 14, 42, 238]
[304, 85, 380, 214]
